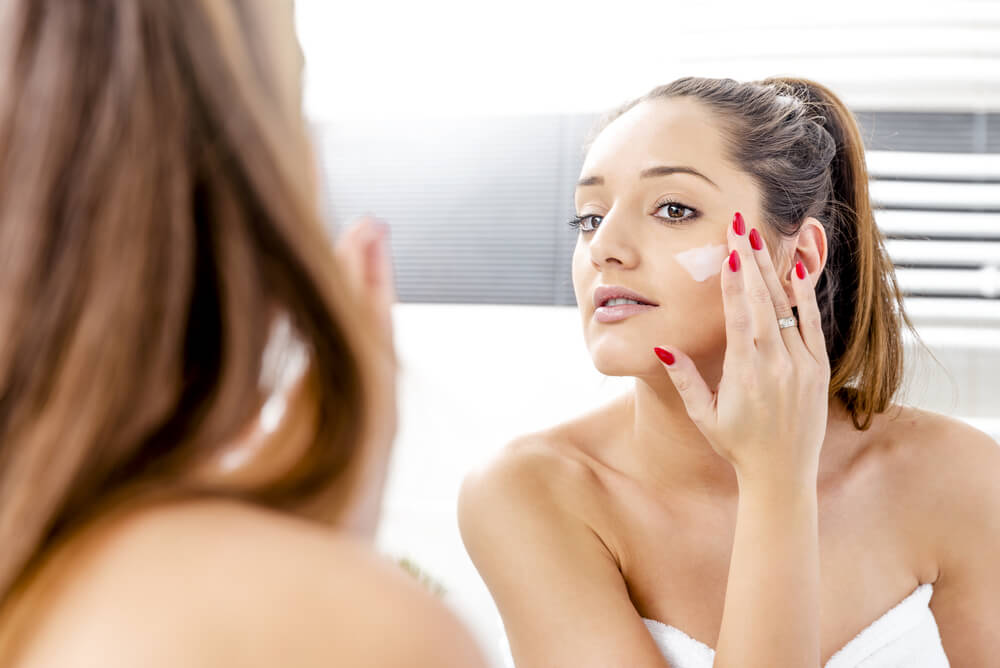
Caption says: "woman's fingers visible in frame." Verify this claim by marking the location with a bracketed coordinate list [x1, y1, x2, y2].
[336, 216, 385, 287]
[335, 216, 396, 336]
[720, 231, 755, 362]
[745, 224, 809, 359]
[729, 212, 781, 351]
[789, 261, 829, 369]
[334, 219, 368, 286]
[364, 221, 397, 333]
[654, 346, 715, 427]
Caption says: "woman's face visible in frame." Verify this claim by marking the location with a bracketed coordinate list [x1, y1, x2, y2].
[572, 97, 780, 380]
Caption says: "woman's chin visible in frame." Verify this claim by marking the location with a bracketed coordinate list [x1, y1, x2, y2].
[588, 347, 659, 378]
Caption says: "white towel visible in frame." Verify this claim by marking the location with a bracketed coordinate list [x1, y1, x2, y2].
[642, 584, 949, 668]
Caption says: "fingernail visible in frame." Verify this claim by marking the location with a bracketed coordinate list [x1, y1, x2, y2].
[795, 261, 806, 280]
[732, 212, 745, 236]
[654, 347, 675, 365]
[729, 249, 740, 272]
[749, 228, 762, 251]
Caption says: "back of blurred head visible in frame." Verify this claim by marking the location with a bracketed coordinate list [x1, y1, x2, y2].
[0, 0, 371, 615]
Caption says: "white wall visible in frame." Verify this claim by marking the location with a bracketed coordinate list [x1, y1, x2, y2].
[296, 0, 1000, 120]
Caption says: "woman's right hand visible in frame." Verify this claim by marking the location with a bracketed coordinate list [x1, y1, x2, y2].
[653, 212, 831, 489]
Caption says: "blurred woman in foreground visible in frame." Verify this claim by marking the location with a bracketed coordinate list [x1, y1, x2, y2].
[0, 1, 485, 666]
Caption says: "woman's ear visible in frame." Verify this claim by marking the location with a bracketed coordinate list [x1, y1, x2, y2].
[783, 217, 827, 307]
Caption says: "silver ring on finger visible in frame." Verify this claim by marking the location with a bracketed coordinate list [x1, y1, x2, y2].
[777, 315, 798, 329]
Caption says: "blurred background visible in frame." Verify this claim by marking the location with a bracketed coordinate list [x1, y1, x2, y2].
[295, 1, 999, 665]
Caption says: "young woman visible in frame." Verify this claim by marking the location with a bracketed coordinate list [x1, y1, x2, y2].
[0, 1, 485, 666]
[460, 77, 999, 667]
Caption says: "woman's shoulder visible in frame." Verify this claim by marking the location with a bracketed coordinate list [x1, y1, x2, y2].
[868, 404, 1000, 557]
[460, 395, 629, 511]
[870, 404, 998, 478]
[14, 499, 484, 668]
[457, 398, 629, 561]
[862, 404, 998, 504]
[871, 406, 1000, 657]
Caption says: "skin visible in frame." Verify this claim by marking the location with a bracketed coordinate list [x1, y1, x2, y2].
[5, 4, 487, 667]
[13, 498, 485, 668]
[459, 97, 1000, 667]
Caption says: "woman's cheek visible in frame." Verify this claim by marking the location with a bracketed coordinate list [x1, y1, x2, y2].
[673, 242, 729, 282]
[570, 242, 594, 304]
[665, 242, 729, 356]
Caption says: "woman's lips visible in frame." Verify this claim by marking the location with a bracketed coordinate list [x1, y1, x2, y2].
[593, 303, 657, 323]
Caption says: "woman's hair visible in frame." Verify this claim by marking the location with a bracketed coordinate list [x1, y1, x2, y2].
[0, 0, 373, 611]
[590, 76, 917, 431]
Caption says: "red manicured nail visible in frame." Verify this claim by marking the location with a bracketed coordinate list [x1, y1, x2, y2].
[749, 228, 762, 251]
[654, 347, 675, 365]
[729, 249, 740, 272]
[795, 261, 806, 279]
[732, 212, 745, 236]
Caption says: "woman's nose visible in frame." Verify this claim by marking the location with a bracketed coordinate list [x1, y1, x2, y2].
[589, 212, 639, 270]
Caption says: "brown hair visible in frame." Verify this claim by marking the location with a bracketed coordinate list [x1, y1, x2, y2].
[591, 77, 917, 430]
[0, 0, 373, 617]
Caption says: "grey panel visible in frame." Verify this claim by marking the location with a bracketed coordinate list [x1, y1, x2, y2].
[313, 116, 592, 305]
[313, 111, 998, 306]
[989, 112, 1000, 154]
[854, 111, 999, 154]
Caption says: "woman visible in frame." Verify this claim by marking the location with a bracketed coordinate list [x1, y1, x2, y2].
[0, 1, 485, 666]
[459, 77, 999, 667]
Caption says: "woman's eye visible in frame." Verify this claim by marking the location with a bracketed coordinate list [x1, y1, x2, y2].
[569, 215, 602, 232]
[655, 202, 697, 221]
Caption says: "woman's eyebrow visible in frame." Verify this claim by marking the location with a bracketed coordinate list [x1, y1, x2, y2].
[640, 165, 720, 189]
[576, 165, 719, 190]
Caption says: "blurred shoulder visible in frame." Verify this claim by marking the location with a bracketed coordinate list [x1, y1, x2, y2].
[17, 499, 484, 668]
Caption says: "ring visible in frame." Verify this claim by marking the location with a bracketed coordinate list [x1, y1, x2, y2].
[777, 316, 798, 329]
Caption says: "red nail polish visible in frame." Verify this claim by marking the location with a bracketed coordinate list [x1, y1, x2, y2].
[732, 212, 745, 236]
[729, 249, 740, 272]
[795, 261, 806, 279]
[654, 347, 675, 365]
[749, 228, 762, 251]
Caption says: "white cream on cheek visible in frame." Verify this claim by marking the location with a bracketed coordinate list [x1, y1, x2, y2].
[673, 243, 730, 282]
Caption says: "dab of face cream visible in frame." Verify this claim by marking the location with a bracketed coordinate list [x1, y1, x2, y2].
[674, 243, 729, 282]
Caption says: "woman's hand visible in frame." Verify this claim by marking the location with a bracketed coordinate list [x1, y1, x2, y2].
[335, 216, 397, 343]
[654, 212, 831, 488]
[335, 214, 398, 446]
[322, 215, 398, 536]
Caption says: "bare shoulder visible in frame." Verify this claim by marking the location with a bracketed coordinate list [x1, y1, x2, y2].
[18, 500, 485, 668]
[873, 404, 999, 492]
[457, 400, 668, 667]
[826, 405, 1000, 660]
[456, 398, 629, 599]
[873, 407, 1000, 658]
[872, 405, 1000, 566]
[458, 398, 626, 541]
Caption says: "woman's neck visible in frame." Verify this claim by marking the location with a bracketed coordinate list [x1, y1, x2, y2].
[616, 374, 858, 502]
[619, 375, 740, 500]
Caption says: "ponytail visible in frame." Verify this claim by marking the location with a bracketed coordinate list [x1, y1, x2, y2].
[767, 78, 912, 429]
